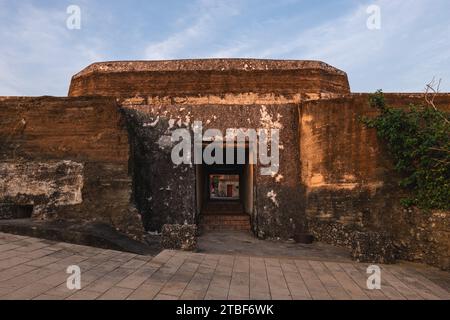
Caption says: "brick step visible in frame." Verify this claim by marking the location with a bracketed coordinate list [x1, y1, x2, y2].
[200, 214, 251, 231]
[202, 224, 251, 231]
[202, 213, 246, 217]
[202, 201, 245, 215]
[201, 215, 250, 223]
[202, 214, 248, 219]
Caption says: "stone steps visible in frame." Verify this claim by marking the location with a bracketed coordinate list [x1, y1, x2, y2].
[202, 201, 245, 215]
[200, 214, 251, 231]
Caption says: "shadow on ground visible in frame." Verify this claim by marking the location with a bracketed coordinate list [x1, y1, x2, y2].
[0, 219, 160, 256]
[198, 231, 352, 262]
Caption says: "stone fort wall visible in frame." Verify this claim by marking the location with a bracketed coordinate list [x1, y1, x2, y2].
[68, 59, 350, 98]
[121, 101, 303, 238]
[301, 93, 450, 270]
[0, 97, 141, 238]
[0, 59, 448, 269]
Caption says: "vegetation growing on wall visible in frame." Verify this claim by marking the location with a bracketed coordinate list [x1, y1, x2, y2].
[363, 90, 450, 210]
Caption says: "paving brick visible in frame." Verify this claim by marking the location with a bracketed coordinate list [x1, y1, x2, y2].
[249, 290, 271, 300]
[159, 280, 188, 297]
[378, 267, 426, 300]
[2, 281, 56, 300]
[250, 273, 270, 293]
[185, 276, 211, 292]
[0, 233, 447, 301]
[294, 260, 331, 300]
[0, 250, 24, 261]
[339, 263, 387, 300]
[33, 294, 64, 300]
[309, 261, 351, 300]
[210, 274, 231, 289]
[15, 242, 51, 253]
[42, 283, 77, 299]
[0, 264, 36, 282]
[154, 293, 178, 300]
[282, 271, 311, 300]
[98, 287, 133, 300]
[385, 266, 444, 300]
[205, 285, 228, 300]
[0, 266, 58, 291]
[86, 268, 135, 294]
[127, 284, 162, 300]
[265, 266, 291, 299]
[121, 258, 148, 269]
[26, 256, 61, 267]
[0, 244, 21, 253]
[66, 290, 102, 300]
[323, 262, 369, 300]
[0, 256, 31, 270]
[116, 266, 158, 289]
[180, 289, 206, 300]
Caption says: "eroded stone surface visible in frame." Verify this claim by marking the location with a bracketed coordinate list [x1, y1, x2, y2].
[393, 209, 450, 271]
[123, 109, 196, 231]
[351, 231, 396, 264]
[68, 59, 351, 98]
[300, 94, 450, 270]
[161, 224, 197, 251]
[0, 161, 83, 218]
[122, 103, 303, 238]
[0, 61, 449, 271]
[0, 97, 140, 240]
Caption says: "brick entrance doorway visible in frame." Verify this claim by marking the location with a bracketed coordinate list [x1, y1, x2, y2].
[196, 143, 253, 232]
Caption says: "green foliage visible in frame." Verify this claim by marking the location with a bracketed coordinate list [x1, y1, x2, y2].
[363, 90, 450, 210]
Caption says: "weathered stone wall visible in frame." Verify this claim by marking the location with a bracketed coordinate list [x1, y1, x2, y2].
[122, 107, 196, 232]
[300, 95, 393, 230]
[68, 59, 350, 98]
[0, 97, 140, 237]
[0, 161, 83, 218]
[300, 93, 450, 269]
[161, 224, 198, 251]
[394, 209, 449, 270]
[121, 101, 303, 238]
[2, 59, 448, 269]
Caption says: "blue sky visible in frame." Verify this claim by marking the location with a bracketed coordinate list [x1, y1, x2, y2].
[0, 0, 449, 96]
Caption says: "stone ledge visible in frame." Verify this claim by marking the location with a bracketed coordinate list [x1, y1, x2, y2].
[72, 59, 348, 78]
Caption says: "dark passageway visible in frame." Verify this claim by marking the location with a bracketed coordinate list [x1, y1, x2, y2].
[196, 143, 254, 231]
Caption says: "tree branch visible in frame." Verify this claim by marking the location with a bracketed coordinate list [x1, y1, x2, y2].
[424, 77, 450, 125]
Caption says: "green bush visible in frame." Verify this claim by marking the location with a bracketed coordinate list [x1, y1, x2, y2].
[363, 90, 450, 210]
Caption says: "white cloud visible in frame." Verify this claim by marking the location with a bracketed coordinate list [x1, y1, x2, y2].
[145, 0, 241, 60]
[145, 17, 209, 60]
[0, 2, 104, 96]
[211, 1, 410, 67]
[0, 0, 448, 95]
[198, 0, 450, 92]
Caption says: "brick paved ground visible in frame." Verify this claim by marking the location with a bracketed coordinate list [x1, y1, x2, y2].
[0, 232, 448, 300]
